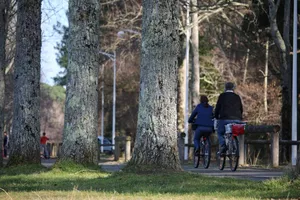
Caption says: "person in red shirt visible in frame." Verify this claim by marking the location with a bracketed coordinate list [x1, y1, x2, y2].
[40, 132, 49, 159]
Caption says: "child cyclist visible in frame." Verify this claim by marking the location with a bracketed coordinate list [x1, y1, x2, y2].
[188, 95, 214, 155]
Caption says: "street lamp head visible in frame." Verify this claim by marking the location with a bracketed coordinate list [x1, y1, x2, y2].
[117, 31, 125, 38]
[117, 29, 141, 38]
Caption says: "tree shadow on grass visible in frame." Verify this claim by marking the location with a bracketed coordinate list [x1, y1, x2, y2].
[0, 167, 299, 199]
[0, 164, 50, 176]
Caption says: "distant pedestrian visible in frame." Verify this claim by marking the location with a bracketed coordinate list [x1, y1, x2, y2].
[3, 132, 8, 158]
[40, 132, 49, 159]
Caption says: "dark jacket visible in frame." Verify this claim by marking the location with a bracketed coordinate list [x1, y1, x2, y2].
[214, 91, 243, 120]
[188, 103, 214, 127]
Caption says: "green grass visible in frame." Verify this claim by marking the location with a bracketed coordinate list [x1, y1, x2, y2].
[0, 161, 299, 200]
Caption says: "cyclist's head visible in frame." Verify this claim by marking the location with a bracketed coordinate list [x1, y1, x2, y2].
[200, 95, 209, 107]
[225, 82, 235, 91]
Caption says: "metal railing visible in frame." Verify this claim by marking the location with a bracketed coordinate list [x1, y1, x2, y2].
[178, 125, 300, 167]
[46, 136, 132, 162]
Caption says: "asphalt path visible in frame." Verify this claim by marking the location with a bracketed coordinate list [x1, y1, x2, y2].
[98, 160, 284, 181]
[4, 158, 284, 181]
[183, 165, 284, 181]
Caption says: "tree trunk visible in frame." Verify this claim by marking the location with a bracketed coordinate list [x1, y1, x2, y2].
[283, 0, 291, 82]
[130, 0, 181, 170]
[0, 0, 6, 167]
[243, 49, 249, 84]
[60, 0, 100, 165]
[7, 0, 41, 165]
[264, 39, 269, 113]
[191, 0, 199, 108]
[268, 0, 291, 144]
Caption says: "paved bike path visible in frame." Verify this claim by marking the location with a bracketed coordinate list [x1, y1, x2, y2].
[183, 165, 284, 181]
[98, 160, 284, 181]
[5, 158, 284, 181]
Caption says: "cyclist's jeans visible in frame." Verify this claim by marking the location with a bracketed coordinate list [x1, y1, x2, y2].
[194, 126, 212, 151]
[217, 120, 241, 147]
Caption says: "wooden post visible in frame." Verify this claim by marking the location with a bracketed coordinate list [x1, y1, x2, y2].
[114, 137, 120, 161]
[238, 135, 245, 165]
[51, 143, 58, 157]
[57, 143, 62, 158]
[245, 143, 248, 164]
[49, 143, 53, 157]
[271, 131, 279, 167]
[125, 136, 131, 161]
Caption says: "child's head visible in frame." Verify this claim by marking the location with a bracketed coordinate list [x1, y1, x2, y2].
[43, 132, 46, 136]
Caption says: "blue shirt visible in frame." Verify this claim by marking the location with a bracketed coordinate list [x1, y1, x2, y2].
[188, 103, 214, 127]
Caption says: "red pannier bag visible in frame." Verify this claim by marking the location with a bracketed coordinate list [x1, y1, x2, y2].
[232, 124, 245, 136]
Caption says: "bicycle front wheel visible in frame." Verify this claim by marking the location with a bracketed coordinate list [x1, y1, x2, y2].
[201, 138, 211, 169]
[229, 137, 239, 171]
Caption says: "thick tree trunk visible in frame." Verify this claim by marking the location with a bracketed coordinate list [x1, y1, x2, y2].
[191, 0, 200, 108]
[268, 0, 291, 145]
[60, 0, 100, 164]
[0, 0, 6, 167]
[130, 0, 181, 170]
[283, 0, 291, 79]
[7, 0, 41, 165]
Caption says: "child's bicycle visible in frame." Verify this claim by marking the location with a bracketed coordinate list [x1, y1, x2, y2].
[217, 122, 246, 171]
[193, 132, 211, 169]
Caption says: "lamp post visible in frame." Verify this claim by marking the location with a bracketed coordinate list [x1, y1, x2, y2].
[291, 0, 298, 166]
[112, 50, 116, 150]
[100, 65, 105, 153]
[184, 0, 191, 161]
[98, 50, 116, 150]
[98, 29, 139, 151]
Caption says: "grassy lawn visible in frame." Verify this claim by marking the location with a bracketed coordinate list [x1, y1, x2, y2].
[0, 161, 299, 200]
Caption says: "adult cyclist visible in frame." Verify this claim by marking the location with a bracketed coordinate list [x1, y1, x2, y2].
[188, 95, 214, 155]
[215, 82, 243, 154]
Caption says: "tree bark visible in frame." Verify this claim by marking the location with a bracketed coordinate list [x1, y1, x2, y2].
[283, 0, 291, 83]
[191, 0, 200, 108]
[0, 0, 7, 167]
[243, 49, 249, 84]
[264, 39, 269, 113]
[7, 0, 41, 165]
[130, 0, 181, 170]
[268, 0, 291, 142]
[60, 0, 100, 164]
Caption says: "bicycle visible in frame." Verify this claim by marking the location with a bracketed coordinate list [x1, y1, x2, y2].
[193, 132, 211, 169]
[217, 122, 246, 171]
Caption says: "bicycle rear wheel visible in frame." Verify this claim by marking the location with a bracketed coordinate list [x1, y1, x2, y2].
[193, 149, 200, 168]
[217, 147, 226, 170]
[201, 138, 211, 169]
[229, 137, 239, 171]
